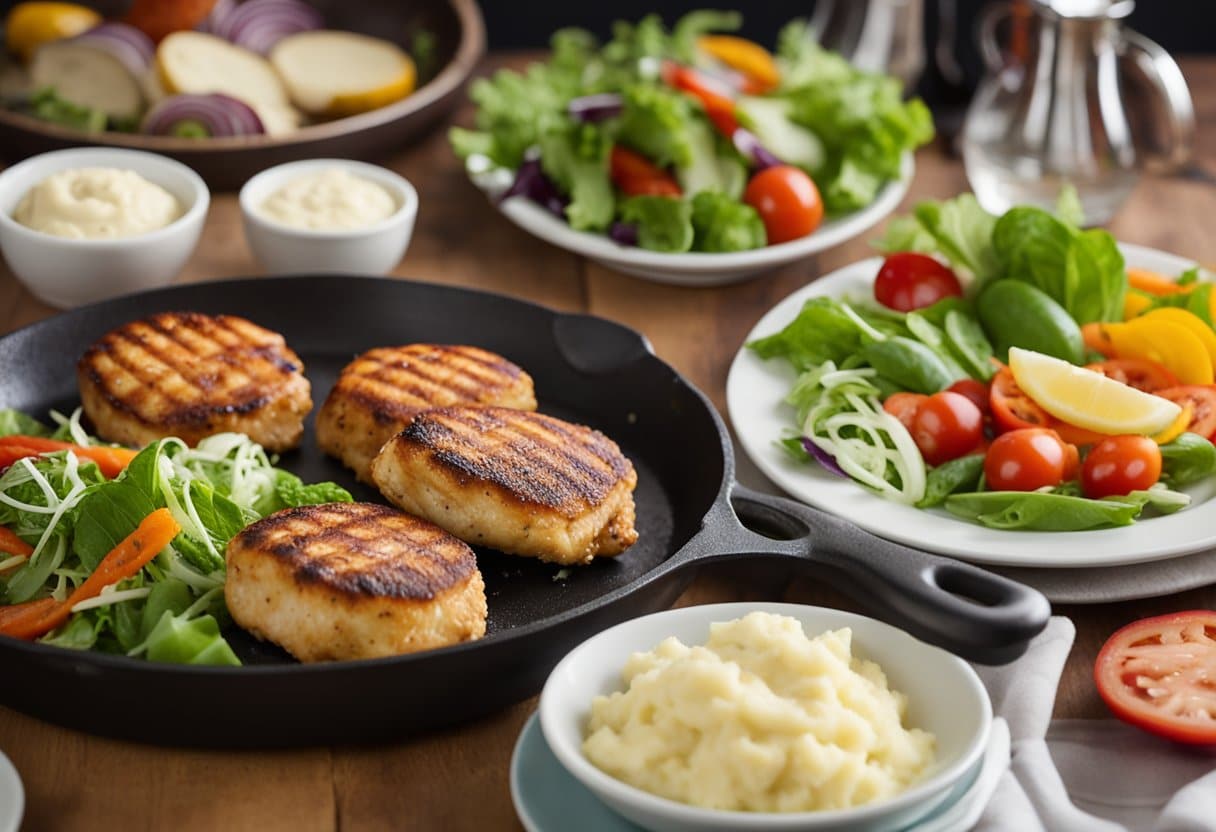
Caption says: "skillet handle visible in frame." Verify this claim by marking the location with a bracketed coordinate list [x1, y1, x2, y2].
[703, 484, 1051, 664]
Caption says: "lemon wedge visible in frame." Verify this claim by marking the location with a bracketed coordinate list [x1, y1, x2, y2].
[1008, 347, 1183, 436]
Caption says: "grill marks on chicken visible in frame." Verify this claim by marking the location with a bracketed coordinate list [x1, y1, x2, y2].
[77, 311, 312, 451]
[225, 502, 487, 662]
[372, 407, 639, 565]
[317, 344, 536, 482]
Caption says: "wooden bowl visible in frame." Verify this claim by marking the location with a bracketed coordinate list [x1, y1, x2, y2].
[0, 0, 485, 190]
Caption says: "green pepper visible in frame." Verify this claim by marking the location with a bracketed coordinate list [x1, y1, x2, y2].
[944, 490, 1143, 530]
[977, 280, 1085, 364]
[862, 336, 957, 394]
[1160, 433, 1216, 487]
[905, 313, 971, 380]
[944, 310, 996, 380]
[917, 454, 985, 508]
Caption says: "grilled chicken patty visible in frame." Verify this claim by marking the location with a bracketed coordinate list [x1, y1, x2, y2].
[371, 407, 639, 565]
[317, 344, 537, 482]
[78, 311, 312, 451]
[225, 502, 487, 662]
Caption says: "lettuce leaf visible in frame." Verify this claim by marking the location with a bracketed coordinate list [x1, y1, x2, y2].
[690, 191, 765, 252]
[619, 196, 693, 253]
[539, 121, 614, 231]
[0, 409, 52, 438]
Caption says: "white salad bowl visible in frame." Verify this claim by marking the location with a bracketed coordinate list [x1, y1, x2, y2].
[468, 155, 912, 287]
[239, 158, 418, 276]
[0, 146, 209, 308]
[538, 602, 991, 832]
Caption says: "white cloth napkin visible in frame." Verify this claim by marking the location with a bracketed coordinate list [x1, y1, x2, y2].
[972, 617, 1216, 832]
[994, 552, 1216, 604]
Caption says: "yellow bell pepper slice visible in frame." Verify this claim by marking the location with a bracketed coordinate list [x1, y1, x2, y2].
[4, 2, 100, 63]
[1104, 318, 1214, 385]
[1152, 402, 1193, 445]
[1123, 291, 1153, 320]
[1138, 308, 1216, 367]
[697, 35, 780, 92]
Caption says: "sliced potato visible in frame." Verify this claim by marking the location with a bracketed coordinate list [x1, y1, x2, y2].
[30, 40, 145, 119]
[156, 30, 300, 134]
[270, 30, 415, 118]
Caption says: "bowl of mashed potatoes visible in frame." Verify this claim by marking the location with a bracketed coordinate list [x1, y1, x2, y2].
[539, 603, 991, 832]
[0, 146, 209, 308]
[239, 158, 418, 276]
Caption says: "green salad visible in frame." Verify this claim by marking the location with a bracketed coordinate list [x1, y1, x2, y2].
[0, 409, 350, 663]
[751, 190, 1216, 531]
[451, 11, 933, 253]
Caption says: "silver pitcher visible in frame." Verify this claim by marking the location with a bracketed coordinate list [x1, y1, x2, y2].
[960, 0, 1194, 225]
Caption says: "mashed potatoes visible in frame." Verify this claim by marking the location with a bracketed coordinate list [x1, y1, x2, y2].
[258, 167, 396, 230]
[14, 167, 181, 239]
[583, 612, 936, 813]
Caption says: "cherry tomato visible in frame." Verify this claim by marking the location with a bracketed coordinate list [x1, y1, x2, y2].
[909, 391, 985, 466]
[743, 166, 824, 245]
[609, 146, 682, 197]
[1081, 435, 1162, 498]
[1155, 386, 1216, 440]
[1095, 611, 1216, 745]
[873, 253, 964, 312]
[661, 62, 739, 136]
[946, 379, 990, 415]
[1084, 359, 1180, 393]
[983, 428, 1077, 491]
[883, 392, 927, 432]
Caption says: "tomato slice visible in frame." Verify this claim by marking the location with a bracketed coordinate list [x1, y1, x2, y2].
[990, 367, 1052, 432]
[661, 61, 739, 137]
[1095, 611, 1216, 745]
[990, 366, 1110, 444]
[1155, 386, 1216, 440]
[1085, 359, 1180, 393]
[609, 146, 682, 197]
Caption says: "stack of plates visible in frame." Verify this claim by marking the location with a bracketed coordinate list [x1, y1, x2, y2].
[726, 244, 1216, 603]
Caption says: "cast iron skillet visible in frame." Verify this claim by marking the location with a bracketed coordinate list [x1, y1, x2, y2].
[0, 276, 1050, 747]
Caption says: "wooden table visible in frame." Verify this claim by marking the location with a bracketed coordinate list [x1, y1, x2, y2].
[2, 54, 1214, 831]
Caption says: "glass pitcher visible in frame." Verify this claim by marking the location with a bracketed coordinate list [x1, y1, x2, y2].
[960, 0, 1194, 225]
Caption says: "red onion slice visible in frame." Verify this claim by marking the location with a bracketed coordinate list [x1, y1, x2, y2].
[142, 93, 266, 137]
[199, 0, 238, 34]
[500, 158, 568, 218]
[75, 22, 155, 73]
[216, 0, 324, 55]
[733, 127, 784, 170]
[608, 222, 639, 247]
[802, 437, 847, 477]
[567, 93, 624, 123]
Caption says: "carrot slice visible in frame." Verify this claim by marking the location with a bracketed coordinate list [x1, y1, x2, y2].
[0, 508, 181, 641]
[0, 598, 59, 628]
[1127, 268, 1196, 297]
[0, 436, 139, 478]
[0, 527, 33, 558]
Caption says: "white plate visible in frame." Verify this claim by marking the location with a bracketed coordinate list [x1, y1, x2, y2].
[726, 243, 1216, 568]
[0, 751, 23, 832]
[510, 712, 1010, 832]
[471, 156, 912, 286]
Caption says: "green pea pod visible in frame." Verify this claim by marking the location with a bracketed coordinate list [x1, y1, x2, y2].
[976, 280, 1085, 364]
[917, 454, 985, 508]
[1159, 433, 1216, 487]
[905, 313, 971, 380]
[944, 310, 996, 380]
[945, 491, 1142, 530]
[862, 336, 956, 394]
